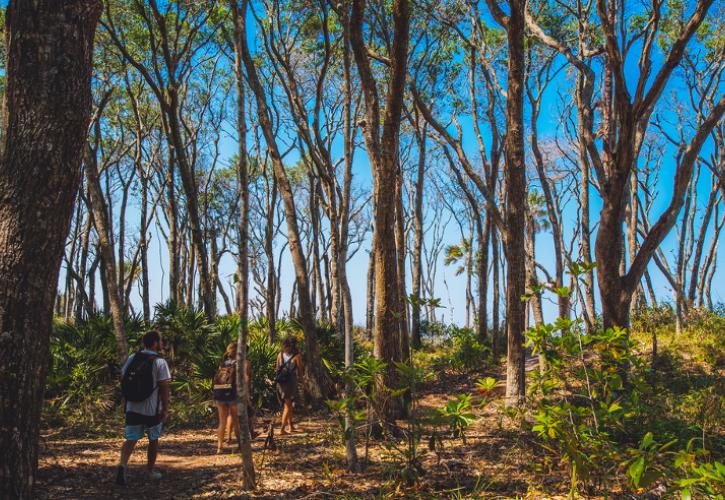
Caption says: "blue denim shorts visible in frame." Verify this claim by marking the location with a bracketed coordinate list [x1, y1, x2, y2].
[124, 422, 163, 441]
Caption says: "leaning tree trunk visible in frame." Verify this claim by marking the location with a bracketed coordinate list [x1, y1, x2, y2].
[0, 2, 101, 498]
[85, 139, 129, 363]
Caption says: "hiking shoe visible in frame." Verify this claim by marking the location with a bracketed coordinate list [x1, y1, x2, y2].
[115, 465, 127, 486]
[147, 470, 162, 481]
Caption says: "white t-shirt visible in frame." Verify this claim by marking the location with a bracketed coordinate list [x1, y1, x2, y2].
[122, 349, 171, 416]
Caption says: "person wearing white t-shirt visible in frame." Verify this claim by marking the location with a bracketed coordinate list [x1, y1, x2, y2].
[115, 330, 171, 486]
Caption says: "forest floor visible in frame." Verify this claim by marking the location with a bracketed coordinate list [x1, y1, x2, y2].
[36, 357, 571, 499]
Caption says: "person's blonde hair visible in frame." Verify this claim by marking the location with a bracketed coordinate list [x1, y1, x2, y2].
[223, 342, 237, 360]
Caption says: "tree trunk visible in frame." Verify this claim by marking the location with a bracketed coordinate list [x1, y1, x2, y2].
[76, 212, 93, 320]
[166, 108, 216, 321]
[366, 247, 375, 341]
[492, 227, 500, 355]
[140, 173, 151, 322]
[410, 125, 426, 349]
[349, 0, 410, 420]
[526, 208, 544, 327]
[230, 5, 256, 486]
[166, 153, 181, 305]
[85, 133, 129, 363]
[0, 2, 101, 497]
[265, 174, 278, 343]
[502, 0, 527, 407]
[576, 74, 597, 328]
[395, 162, 410, 361]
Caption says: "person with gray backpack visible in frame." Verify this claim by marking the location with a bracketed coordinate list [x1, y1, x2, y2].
[275, 335, 302, 434]
[115, 330, 171, 486]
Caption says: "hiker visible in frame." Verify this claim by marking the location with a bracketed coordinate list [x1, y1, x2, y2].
[116, 330, 171, 486]
[275, 335, 302, 434]
[213, 343, 255, 453]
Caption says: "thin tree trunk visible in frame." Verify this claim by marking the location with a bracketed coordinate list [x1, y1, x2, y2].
[477, 216, 488, 343]
[265, 174, 278, 342]
[76, 211, 93, 320]
[166, 152, 181, 305]
[366, 247, 375, 341]
[411, 125, 426, 349]
[575, 75, 597, 328]
[230, 5, 256, 485]
[395, 162, 410, 361]
[492, 227, 500, 355]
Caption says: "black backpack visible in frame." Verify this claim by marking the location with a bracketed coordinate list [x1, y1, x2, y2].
[275, 356, 294, 384]
[121, 351, 159, 402]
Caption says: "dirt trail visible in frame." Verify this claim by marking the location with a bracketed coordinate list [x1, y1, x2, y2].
[36, 360, 564, 499]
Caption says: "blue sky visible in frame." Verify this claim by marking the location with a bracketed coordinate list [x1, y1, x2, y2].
[35, 1, 723, 326]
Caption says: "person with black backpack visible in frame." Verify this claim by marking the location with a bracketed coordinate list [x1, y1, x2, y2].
[115, 330, 171, 486]
[275, 335, 303, 434]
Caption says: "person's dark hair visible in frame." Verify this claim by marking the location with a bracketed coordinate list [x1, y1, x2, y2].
[142, 330, 162, 349]
[282, 335, 298, 355]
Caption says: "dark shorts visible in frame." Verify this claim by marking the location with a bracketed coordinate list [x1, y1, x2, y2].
[215, 399, 239, 407]
[125, 411, 161, 427]
[124, 412, 162, 441]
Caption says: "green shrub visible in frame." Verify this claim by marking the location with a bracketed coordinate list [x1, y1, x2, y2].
[45, 314, 146, 428]
[527, 297, 724, 495]
[422, 323, 490, 373]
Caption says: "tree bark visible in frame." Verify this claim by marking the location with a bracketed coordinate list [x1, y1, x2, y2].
[230, 3, 256, 486]
[0, 2, 101, 497]
[85, 123, 129, 363]
[366, 247, 375, 341]
[265, 174, 278, 343]
[349, 0, 410, 419]
[411, 124, 426, 349]
[487, 0, 528, 406]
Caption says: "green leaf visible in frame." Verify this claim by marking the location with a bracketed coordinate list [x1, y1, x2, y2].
[608, 402, 623, 413]
[640, 432, 654, 450]
[628, 456, 645, 487]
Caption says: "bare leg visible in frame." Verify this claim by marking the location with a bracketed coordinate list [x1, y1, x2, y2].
[248, 408, 256, 437]
[287, 399, 295, 432]
[226, 411, 234, 443]
[147, 439, 159, 472]
[119, 440, 137, 466]
[216, 403, 229, 453]
[230, 408, 240, 445]
[280, 402, 289, 434]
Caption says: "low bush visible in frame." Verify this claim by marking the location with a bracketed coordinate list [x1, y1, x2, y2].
[43, 304, 328, 429]
[526, 294, 724, 496]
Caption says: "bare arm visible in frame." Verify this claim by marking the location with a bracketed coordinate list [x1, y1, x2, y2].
[158, 380, 170, 422]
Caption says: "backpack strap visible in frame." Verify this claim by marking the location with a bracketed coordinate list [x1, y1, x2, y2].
[278, 355, 292, 372]
[138, 351, 161, 416]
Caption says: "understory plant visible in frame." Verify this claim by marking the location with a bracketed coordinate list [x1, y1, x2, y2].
[526, 273, 724, 496]
[325, 355, 491, 488]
